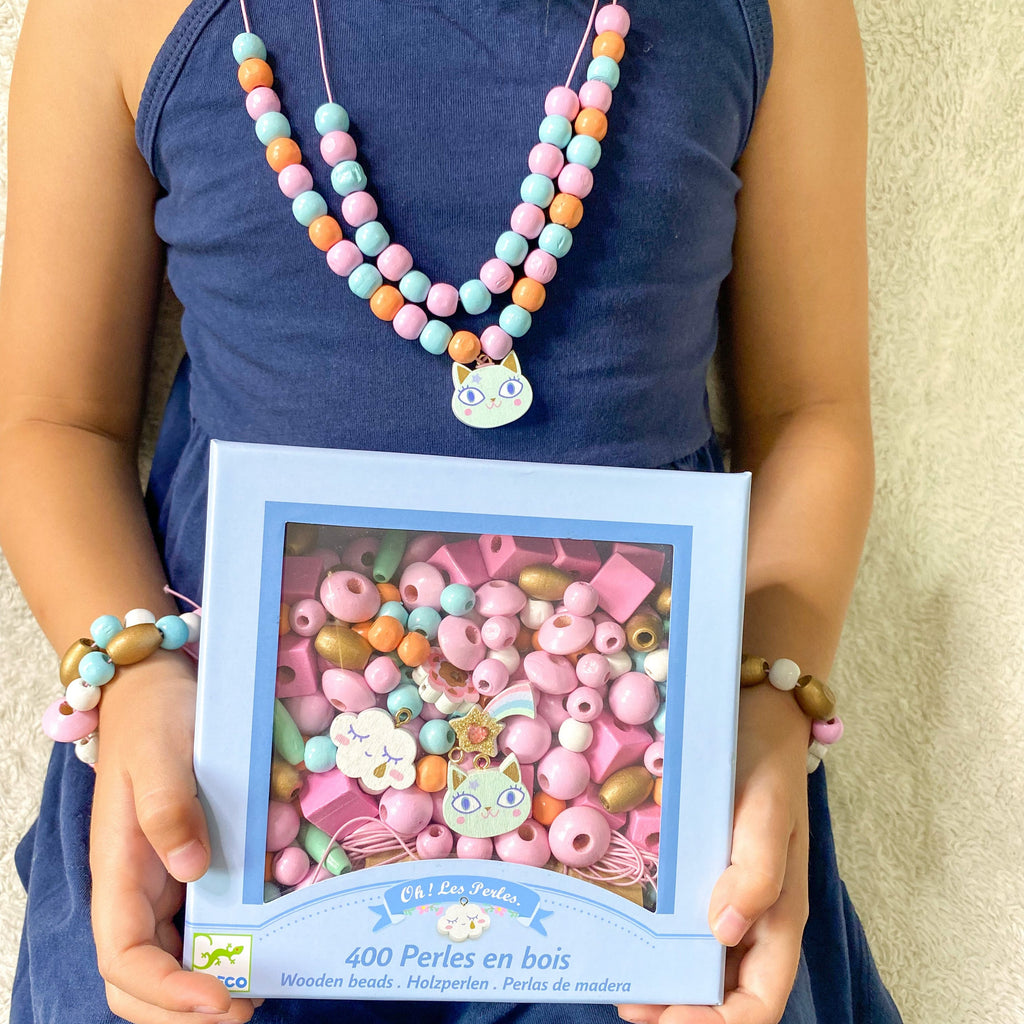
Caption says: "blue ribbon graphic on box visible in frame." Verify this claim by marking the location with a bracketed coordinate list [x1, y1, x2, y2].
[370, 877, 553, 935]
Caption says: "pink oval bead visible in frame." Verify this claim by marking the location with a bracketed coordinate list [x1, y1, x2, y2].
[578, 79, 614, 113]
[480, 257, 514, 293]
[547, 805, 610, 868]
[281, 692, 335, 734]
[322, 668, 376, 713]
[246, 86, 281, 120]
[456, 835, 494, 859]
[494, 820, 551, 867]
[393, 303, 429, 340]
[644, 739, 666, 777]
[480, 325, 515, 361]
[536, 691, 570, 731]
[545, 84, 581, 119]
[567, 686, 604, 723]
[289, 598, 327, 637]
[295, 865, 334, 889]
[319, 130, 357, 166]
[563, 581, 599, 617]
[608, 671, 660, 725]
[326, 240, 363, 277]
[399, 561, 447, 610]
[341, 535, 379, 572]
[278, 163, 313, 199]
[510, 202, 547, 240]
[399, 532, 444, 573]
[363, 655, 401, 694]
[536, 747, 591, 800]
[476, 580, 528, 617]
[575, 652, 612, 689]
[472, 658, 510, 696]
[812, 715, 844, 746]
[595, 4, 631, 37]
[528, 142, 565, 178]
[523, 651, 578, 694]
[266, 800, 301, 852]
[436, 616, 486, 671]
[377, 243, 414, 281]
[593, 620, 626, 653]
[499, 714, 552, 763]
[320, 570, 381, 622]
[481, 614, 520, 650]
[416, 822, 454, 859]
[523, 249, 558, 284]
[557, 163, 594, 199]
[426, 283, 459, 317]
[42, 698, 98, 743]
[272, 846, 310, 887]
[537, 612, 596, 655]
[379, 786, 433, 835]
[341, 190, 378, 227]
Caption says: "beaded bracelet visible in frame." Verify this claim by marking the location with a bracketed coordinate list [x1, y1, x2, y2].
[739, 655, 844, 773]
[41, 607, 202, 765]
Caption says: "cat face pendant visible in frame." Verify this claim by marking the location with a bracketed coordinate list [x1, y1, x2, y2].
[442, 753, 530, 838]
[451, 351, 533, 428]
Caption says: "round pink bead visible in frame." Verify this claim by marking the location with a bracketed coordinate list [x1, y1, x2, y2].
[644, 739, 666, 777]
[377, 243, 414, 281]
[481, 614, 520, 650]
[480, 325, 515, 361]
[246, 86, 281, 120]
[563, 581, 599, 617]
[575, 652, 612, 689]
[593, 620, 626, 653]
[567, 686, 604, 723]
[595, 4, 630, 37]
[278, 163, 314, 199]
[416, 822, 454, 859]
[42, 699, 98, 743]
[547, 806, 610, 868]
[536, 692, 570, 731]
[510, 202, 547, 240]
[537, 612, 596, 655]
[326, 240, 363, 277]
[340, 190, 378, 227]
[398, 532, 444, 573]
[545, 85, 581, 119]
[476, 580, 528, 617]
[392, 303, 428, 340]
[436, 616, 486, 671]
[523, 651, 577, 694]
[363, 655, 401, 694]
[398, 561, 447, 610]
[499, 714, 552, 763]
[523, 249, 558, 284]
[281, 692, 335, 734]
[812, 715, 845, 746]
[379, 786, 433, 836]
[557, 163, 594, 199]
[272, 846, 310, 887]
[528, 142, 565, 178]
[494, 820, 551, 867]
[472, 658, 510, 696]
[609, 671, 660, 725]
[536, 747, 591, 800]
[322, 668, 376, 713]
[480, 258, 514, 293]
[266, 800, 301, 852]
[289, 598, 327, 637]
[341, 535, 379, 572]
[320, 570, 381, 623]
[456, 835, 494, 860]
[426, 282, 459, 317]
[579, 79, 614, 113]
[319, 130, 357, 167]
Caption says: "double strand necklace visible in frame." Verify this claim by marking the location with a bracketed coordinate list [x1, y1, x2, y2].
[232, 0, 631, 429]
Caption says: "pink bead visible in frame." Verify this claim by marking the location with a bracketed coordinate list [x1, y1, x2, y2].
[277, 163, 314, 199]
[295, 865, 333, 889]
[536, 691, 570, 731]
[578, 79, 614, 114]
[537, 612, 596, 655]
[494, 820, 551, 867]
[567, 686, 604, 723]
[812, 715, 844, 746]
[472, 658, 510, 696]
[547, 806, 611, 868]
[276, 634, 318, 698]
[481, 615, 520, 650]
[480, 258, 514, 293]
[426, 282, 459, 317]
[476, 579, 528, 617]
[319, 130, 357, 166]
[420, 699, 446, 721]
[480, 325, 514, 361]
[625, 802, 662, 856]
[536, 747, 591, 800]
[552, 538, 602, 577]
[378, 786, 433, 836]
[510, 202, 547, 240]
[272, 846, 310, 887]
[398, 532, 444, 573]
[575, 652, 612, 689]
[456, 835, 494, 860]
[266, 800, 301, 852]
[584, 713, 653, 783]
[590, 553, 657, 623]
[289, 598, 327, 637]
[377, 243, 414, 281]
[399, 561, 447, 610]
[609, 671, 660, 725]
[644, 739, 666, 777]
[612, 543, 666, 581]
[299, 767, 380, 837]
[41, 699, 98, 743]
[436, 616, 487, 671]
[593, 619, 626, 654]
[499, 714, 552, 763]
[545, 85, 581, 119]
[322, 668, 376, 713]
[392, 303, 428, 340]
[320, 570, 381, 623]
[416, 822, 454, 859]
[563, 581, 599, 617]
[528, 142, 565, 178]
[364, 655, 402, 694]
[281, 555, 324, 603]
[340, 535, 378, 572]
[595, 4, 631, 37]
[570, 782, 626, 829]
[557, 163, 594, 199]
[523, 651, 577, 694]
[281, 692, 335, 735]
[246, 86, 281, 120]
[523, 249, 558, 284]
[429, 539, 490, 588]
[340, 190, 378, 227]
[479, 534, 555, 580]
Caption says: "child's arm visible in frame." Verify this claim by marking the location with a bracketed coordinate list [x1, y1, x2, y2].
[0, 1, 254, 1021]
[619, 0, 871, 1020]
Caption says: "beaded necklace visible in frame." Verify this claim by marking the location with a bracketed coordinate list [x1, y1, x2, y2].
[232, 0, 631, 429]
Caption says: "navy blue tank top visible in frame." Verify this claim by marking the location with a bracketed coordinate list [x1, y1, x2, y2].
[136, 0, 772, 598]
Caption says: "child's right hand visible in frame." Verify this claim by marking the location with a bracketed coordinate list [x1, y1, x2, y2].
[89, 653, 260, 1024]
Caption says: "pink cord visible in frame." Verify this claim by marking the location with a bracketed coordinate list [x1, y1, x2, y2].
[162, 584, 201, 611]
[239, 0, 250, 34]
[564, 0, 601, 89]
[310, 0, 335, 105]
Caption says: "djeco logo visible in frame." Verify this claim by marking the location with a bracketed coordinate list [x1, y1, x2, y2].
[191, 933, 253, 992]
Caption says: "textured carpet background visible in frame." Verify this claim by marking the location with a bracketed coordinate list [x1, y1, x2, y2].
[2, 1, 1023, 1021]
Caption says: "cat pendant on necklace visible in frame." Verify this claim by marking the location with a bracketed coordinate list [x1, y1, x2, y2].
[451, 351, 534, 428]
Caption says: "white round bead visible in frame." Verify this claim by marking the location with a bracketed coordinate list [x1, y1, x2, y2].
[558, 718, 594, 752]
[643, 647, 669, 683]
[65, 678, 101, 712]
[520, 599, 554, 630]
[123, 607, 157, 627]
[180, 611, 202, 644]
[74, 732, 99, 764]
[768, 657, 801, 691]
[605, 650, 633, 679]
[489, 645, 521, 674]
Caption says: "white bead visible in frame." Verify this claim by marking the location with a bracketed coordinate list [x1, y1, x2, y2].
[417, 680, 443, 704]
[123, 607, 157, 627]
[808, 739, 829, 760]
[180, 611, 202, 644]
[412, 664, 430, 685]
[520, 599, 554, 630]
[65, 678, 101, 712]
[558, 718, 593, 752]
[806, 751, 822, 773]
[768, 657, 801, 691]
[74, 732, 99, 765]
[605, 650, 633, 678]
[489, 646, 521, 674]
[436, 694, 475, 717]
[643, 647, 669, 683]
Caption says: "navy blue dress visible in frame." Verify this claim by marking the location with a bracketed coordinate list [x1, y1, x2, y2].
[14, 1, 902, 1020]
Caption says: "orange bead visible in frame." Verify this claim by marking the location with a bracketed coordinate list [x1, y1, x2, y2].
[447, 330, 481, 364]
[653, 777, 663, 806]
[532, 792, 566, 826]
[574, 107, 608, 142]
[238, 57, 274, 92]
[369, 285, 404, 321]
[351, 620, 373, 640]
[265, 850, 274, 882]
[512, 277, 546, 313]
[531, 628, 545, 652]
[279, 603, 291, 637]
[368, 615, 404, 652]
[397, 630, 431, 667]
[592, 30, 625, 62]
[550, 193, 584, 229]
[308, 215, 343, 252]
[266, 137, 301, 172]
[515, 626, 535, 652]
[376, 582, 401, 604]
[416, 755, 449, 793]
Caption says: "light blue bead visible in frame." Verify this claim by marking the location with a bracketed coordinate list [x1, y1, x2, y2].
[519, 173, 556, 209]
[349, 263, 383, 299]
[538, 223, 573, 258]
[440, 584, 476, 616]
[314, 102, 350, 135]
[90, 614, 122, 648]
[588, 55, 621, 89]
[495, 230, 530, 266]
[566, 134, 601, 169]
[538, 114, 572, 148]
[399, 270, 431, 303]
[292, 190, 328, 227]
[460, 279, 491, 315]
[631, 650, 647, 672]
[232, 32, 266, 64]
[255, 111, 290, 146]
[156, 615, 190, 650]
[78, 650, 115, 687]
[407, 606, 442, 639]
[379, 601, 409, 628]
[355, 221, 390, 257]
[419, 719, 456, 755]
[419, 319, 453, 355]
[304, 735, 338, 773]
[657, 680, 668, 699]
[387, 683, 423, 720]
[499, 304, 532, 338]
[652, 702, 667, 736]
[331, 160, 367, 196]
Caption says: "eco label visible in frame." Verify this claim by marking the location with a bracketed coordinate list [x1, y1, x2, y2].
[191, 932, 253, 993]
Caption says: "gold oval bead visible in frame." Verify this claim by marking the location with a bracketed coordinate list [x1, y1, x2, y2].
[60, 638, 98, 688]
[270, 755, 303, 802]
[625, 610, 663, 652]
[517, 564, 573, 601]
[739, 655, 770, 687]
[652, 584, 671, 618]
[794, 675, 837, 720]
[314, 623, 373, 670]
[105, 623, 164, 666]
[284, 522, 319, 556]
[599, 765, 654, 813]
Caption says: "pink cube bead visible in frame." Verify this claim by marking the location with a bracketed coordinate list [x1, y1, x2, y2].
[276, 634, 319, 698]
[551, 538, 602, 578]
[436, 616, 487, 671]
[267, 800, 301, 852]
[479, 534, 556, 580]
[319, 130, 356, 166]
[480, 325, 514, 360]
[281, 692, 335, 735]
[528, 142, 565, 178]
[322, 668, 376, 713]
[299, 768, 380, 837]
[595, 4, 631, 37]
[426, 282, 459, 317]
[320, 570, 381, 623]
[584, 713, 653, 783]
[377, 243, 413, 281]
[545, 84, 581, 119]
[456, 835, 494, 860]
[590, 553, 657, 623]
[428, 539, 490, 588]
[578, 79, 613, 113]
[494, 820, 551, 867]
[548, 806, 611, 868]
[510, 202, 547, 240]
[281, 555, 325, 603]
[524, 651, 577, 694]
[557, 163, 594, 199]
[399, 561, 447, 609]
[378, 786, 433, 836]
[612, 542, 666, 582]
[536, 747, 591, 800]
[570, 782, 627, 830]
[625, 802, 662, 856]
[498, 714, 552, 763]
[416, 822, 454, 859]
[246, 86, 281, 120]
[41, 699, 98, 743]
[524, 249, 558, 284]
[480, 258, 514, 293]
[277, 163, 313, 199]
[341, 190, 378, 227]
[364, 656, 402, 694]
[398, 533, 444, 573]
[609, 671, 660, 725]
[393, 303, 428, 340]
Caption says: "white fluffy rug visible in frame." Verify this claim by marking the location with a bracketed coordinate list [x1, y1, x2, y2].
[2, 1, 1023, 1022]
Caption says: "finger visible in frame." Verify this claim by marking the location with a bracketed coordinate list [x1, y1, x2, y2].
[106, 980, 258, 1024]
[617, 1006, 665, 1024]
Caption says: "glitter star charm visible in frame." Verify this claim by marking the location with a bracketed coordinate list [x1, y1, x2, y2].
[450, 704, 504, 759]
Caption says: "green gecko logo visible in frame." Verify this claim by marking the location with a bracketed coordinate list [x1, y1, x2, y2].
[191, 932, 252, 992]
[194, 940, 244, 968]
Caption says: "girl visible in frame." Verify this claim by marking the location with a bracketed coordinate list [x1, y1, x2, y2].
[0, 0, 902, 1022]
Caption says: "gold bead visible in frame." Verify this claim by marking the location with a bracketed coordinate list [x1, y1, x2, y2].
[270, 756, 303, 801]
[625, 610, 663, 652]
[314, 623, 373, 670]
[652, 584, 671, 618]
[284, 522, 319, 556]
[518, 564, 573, 601]
[105, 623, 164, 665]
[598, 765, 654, 813]
[739, 655, 770, 687]
[794, 675, 836, 720]
[60, 637, 98, 688]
